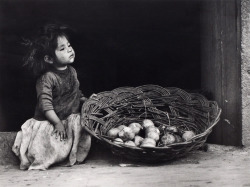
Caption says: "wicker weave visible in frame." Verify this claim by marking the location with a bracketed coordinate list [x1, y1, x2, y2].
[81, 85, 221, 163]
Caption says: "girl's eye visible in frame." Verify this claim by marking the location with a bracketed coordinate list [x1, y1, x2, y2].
[60, 48, 65, 51]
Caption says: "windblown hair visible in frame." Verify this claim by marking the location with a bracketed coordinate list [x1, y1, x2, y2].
[23, 23, 72, 77]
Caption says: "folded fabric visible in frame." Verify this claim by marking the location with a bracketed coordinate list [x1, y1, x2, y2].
[12, 114, 91, 170]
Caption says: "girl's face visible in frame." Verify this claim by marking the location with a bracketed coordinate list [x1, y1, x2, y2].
[53, 35, 75, 70]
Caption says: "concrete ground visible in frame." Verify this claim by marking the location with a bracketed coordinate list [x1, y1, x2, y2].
[0, 132, 250, 187]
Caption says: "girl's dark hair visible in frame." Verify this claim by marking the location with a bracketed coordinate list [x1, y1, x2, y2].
[23, 23, 72, 77]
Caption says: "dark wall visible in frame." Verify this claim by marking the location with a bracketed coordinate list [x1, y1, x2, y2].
[0, 0, 201, 131]
[201, 0, 242, 146]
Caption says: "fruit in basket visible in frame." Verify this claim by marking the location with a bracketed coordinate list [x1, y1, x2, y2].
[173, 134, 182, 143]
[118, 127, 135, 141]
[142, 119, 155, 129]
[124, 141, 136, 147]
[129, 123, 142, 135]
[113, 138, 124, 145]
[145, 131, 160, 141]
[161, 133, 176, 145]
[140, 138, 156, 148]
[117, 125, 126, 131]
[182, 130, 196, 141]
[134, 135, 144, 146]
[166, 126, 178, 133]
[145, 126, 160, 135]
[144, 126, 160, 142]
[107, 128, 120, 138]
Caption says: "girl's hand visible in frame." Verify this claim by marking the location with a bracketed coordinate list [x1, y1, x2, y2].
[51, 122, 67, 141]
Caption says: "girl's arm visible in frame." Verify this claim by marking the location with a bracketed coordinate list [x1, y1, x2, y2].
[45, 110, 67, 141]
[36, 74, 67, 141]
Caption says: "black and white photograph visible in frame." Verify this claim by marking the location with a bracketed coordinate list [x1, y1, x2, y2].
[0, 0, 249, 186]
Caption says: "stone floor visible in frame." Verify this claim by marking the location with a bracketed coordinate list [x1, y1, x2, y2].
[0, 132, 250, 187]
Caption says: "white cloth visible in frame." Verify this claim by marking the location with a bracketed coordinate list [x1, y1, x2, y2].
[12, 114, 91, 170]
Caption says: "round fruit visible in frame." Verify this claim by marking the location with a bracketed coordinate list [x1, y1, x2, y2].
[166, 126, 178, 133]
[145, 126, 160, 134]
[117, 125, 126, 131]
[118, 127, 135, 141]
[182, 131, 196, 141]
[107, 128, 120, 138]
[140, 138, 156, 148]
[161, 134, 176, 145]
[145, 131, 160, 141]
[173, 134, 182, 143]
[129, 123, 142, 135]
[124, 141, 136, 147]
[113, 138, 124, 145]
[134, 135, 144, 146]
[142, 119, 154, 129]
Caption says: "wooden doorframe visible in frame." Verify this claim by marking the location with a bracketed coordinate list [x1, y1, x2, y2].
[201, 0, 242, 146]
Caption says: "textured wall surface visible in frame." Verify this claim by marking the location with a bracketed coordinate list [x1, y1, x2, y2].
[0, 132, 19, 165]
[241, 0, 250, 146]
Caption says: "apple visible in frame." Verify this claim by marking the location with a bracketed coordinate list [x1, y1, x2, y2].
[113, 138, 124, 145]
[129, 122, 142, 135]
[118, 127, 135, 141]
[182, 131, 196, 141]
[161, 134, 176, 145]
[134, 135, 144, 146]
[124, 141, 136, 147]
[145, 131, 160, 141]
[142, 119, 154, 129]
[140, 138, 156, 148]
[107, 128, 120, 138]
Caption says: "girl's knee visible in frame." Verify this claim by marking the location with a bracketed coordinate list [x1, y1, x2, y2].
[12, 131, 23, 156]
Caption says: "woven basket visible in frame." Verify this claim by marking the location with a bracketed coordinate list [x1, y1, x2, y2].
[81, 85, 221, 163]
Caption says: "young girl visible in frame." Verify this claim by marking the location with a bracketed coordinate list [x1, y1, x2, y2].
[12, 23, 91, 170]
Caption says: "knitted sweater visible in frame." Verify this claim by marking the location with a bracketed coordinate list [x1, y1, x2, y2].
[34, 65, 83, 120]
